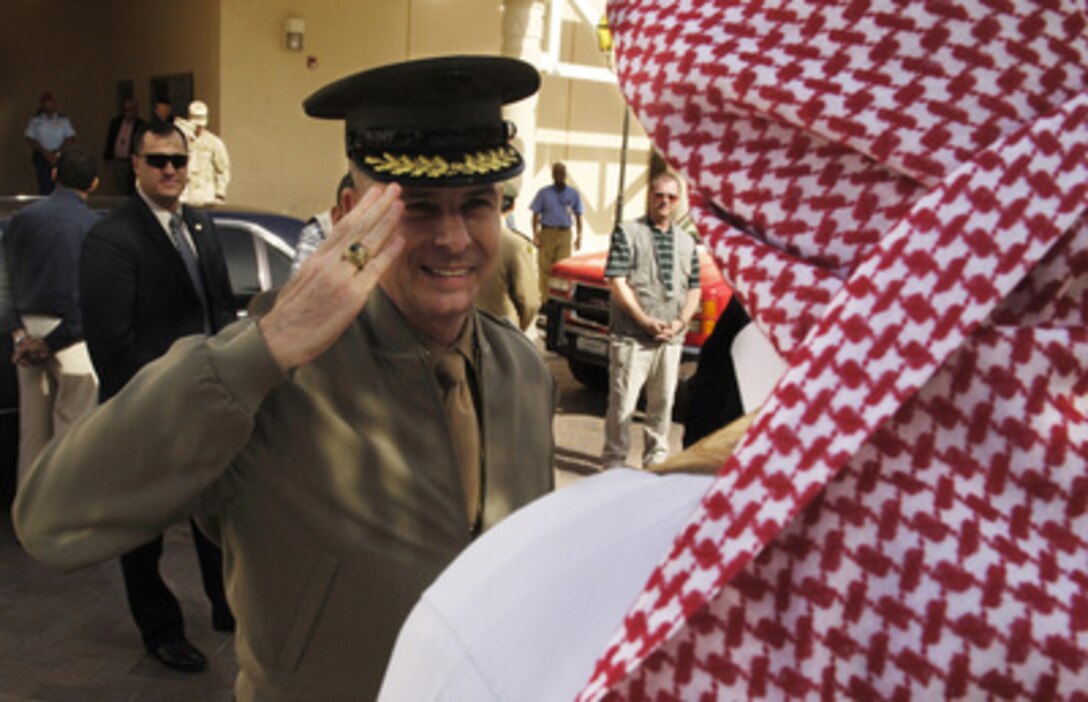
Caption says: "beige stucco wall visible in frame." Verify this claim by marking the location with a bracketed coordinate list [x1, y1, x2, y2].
[0, 1, 220, 196]
[107, 1, 222, 134]
[1, 0, 651, 245]
[530, 3, 652, 249]
[0, 2, 111, 195]
[217, 0, 505, 219]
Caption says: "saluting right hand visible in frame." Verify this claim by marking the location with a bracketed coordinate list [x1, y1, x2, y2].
[258, 183, 406, 371]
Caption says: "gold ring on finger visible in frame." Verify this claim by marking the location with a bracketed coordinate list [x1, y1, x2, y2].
[341, 241, 371, 273]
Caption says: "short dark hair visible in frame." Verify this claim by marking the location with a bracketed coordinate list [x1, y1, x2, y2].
[335, 172, 354, 202]
[133, 121, 188, 155]
[55, 148, 99, 191]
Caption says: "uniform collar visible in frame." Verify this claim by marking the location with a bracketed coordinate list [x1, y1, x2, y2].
[418, 314, 478, 373]
[363, 286, 488, 363]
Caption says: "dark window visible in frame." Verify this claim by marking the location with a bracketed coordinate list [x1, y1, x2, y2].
[266, 245, 292, 288]
[149, 73, 194, 123]
[216, 225, 259, 300]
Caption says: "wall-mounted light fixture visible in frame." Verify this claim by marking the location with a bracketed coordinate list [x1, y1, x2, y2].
[285, 18, 305, 52]
[596, 14, 613, 53]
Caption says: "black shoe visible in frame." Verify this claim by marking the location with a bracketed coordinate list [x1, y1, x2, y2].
[148, 637, 208, 673]
[212, 607, 236, 633]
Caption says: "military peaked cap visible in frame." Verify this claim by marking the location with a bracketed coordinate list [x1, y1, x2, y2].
[304, 55, 540, 187]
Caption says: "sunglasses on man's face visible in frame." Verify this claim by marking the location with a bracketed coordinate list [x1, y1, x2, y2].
[142, 153, 189, 169]
[653, 192, 679, 201]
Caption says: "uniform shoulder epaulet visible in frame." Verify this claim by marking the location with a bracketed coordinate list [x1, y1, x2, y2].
[476, 308, 539, 354]
[476, 307, 515, 330]
[508, 227, 532, 244]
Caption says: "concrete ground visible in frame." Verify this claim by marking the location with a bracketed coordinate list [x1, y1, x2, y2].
[0, 350, 683, 700]
[0, 521, 237, 702]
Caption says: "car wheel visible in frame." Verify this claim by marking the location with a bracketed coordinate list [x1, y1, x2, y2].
[567, 358, 609, 392]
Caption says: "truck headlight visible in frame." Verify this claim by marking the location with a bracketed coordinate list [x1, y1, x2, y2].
[548, 277, 572, 296]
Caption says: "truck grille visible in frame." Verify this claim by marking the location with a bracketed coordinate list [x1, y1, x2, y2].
[571, 283, 610, 326]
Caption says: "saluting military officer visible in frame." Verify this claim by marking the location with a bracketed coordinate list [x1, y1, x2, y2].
[14, 55, 554, 700]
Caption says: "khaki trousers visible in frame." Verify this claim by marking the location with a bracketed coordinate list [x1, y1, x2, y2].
[602, 336, 682, 468]
[537, 226, 572, 301]
[16, 315, 98, 484]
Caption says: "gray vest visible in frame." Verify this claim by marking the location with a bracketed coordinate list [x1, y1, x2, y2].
[608, 217, 696, 344]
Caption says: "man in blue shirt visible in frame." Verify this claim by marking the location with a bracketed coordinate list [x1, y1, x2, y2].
[2, 148, 100, 484]
[530, 161, 584, 300]
[24, 93, 77, 194]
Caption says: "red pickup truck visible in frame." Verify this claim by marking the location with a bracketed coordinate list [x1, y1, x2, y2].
[543, 245, 732, 389]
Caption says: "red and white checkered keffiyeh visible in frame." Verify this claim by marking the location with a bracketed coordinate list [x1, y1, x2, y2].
[580, 1, 1088, 698]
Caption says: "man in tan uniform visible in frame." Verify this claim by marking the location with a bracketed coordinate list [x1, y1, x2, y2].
[14, 56, 554, 700]
[178, 100, 230, 206]
[477, 183, 540, 330]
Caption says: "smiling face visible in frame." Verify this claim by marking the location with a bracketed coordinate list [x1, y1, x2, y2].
[368, 176, 501, 343]
[132, 128, 188, 211]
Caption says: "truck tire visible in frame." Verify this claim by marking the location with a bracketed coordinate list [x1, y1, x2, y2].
[567, 358, 609, 392]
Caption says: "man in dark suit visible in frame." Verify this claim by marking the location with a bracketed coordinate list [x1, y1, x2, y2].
[102, 98, 145, 195]
[79, 121, 236, 673]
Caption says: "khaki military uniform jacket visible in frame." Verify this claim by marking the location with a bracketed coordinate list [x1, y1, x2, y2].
[14, 288, 555, 700]
[181, 128, 230, 205]
[476, 226, 540, 331]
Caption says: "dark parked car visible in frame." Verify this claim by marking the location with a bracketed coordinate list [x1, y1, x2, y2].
[0, 195, 302, 505]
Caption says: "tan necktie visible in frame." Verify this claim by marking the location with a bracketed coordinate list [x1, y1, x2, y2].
[434, 350, 481, 529]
